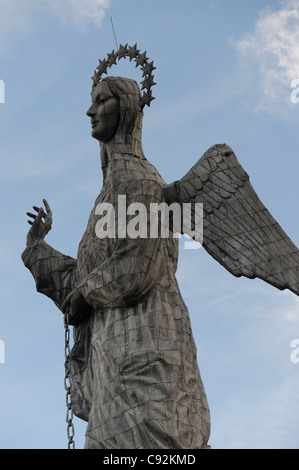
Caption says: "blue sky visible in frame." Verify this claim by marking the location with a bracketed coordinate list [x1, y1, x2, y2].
[0, 0, 299, 449]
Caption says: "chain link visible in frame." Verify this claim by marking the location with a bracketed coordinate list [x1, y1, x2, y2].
[64, 312, 75, 449]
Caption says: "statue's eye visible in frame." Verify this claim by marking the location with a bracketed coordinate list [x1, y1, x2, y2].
[98, 96, 109, 105]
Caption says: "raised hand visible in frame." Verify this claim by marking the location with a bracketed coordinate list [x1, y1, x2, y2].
[26, 199, 53, 246]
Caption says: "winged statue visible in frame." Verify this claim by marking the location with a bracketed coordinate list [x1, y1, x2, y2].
[22, 44, 298, 450]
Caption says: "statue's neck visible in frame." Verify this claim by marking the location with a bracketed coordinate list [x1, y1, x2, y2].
[100, 137, 145, 180]
[99, 109, 146, 178]
[103, 137, 144, 157]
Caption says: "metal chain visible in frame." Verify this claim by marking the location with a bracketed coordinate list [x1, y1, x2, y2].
[64, 312, 75, 449]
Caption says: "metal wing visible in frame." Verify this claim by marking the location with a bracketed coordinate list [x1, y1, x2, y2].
[163, 144, 299, 296]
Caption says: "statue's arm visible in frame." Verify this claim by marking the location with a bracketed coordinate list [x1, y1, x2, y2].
[74, 191, 165, 311]
[22, 200, 77, 311]
[22, 238, 77, 310]
[76, 239, 162, 310]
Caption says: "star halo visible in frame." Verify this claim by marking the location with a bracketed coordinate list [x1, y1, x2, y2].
[92, 43, 156, 108]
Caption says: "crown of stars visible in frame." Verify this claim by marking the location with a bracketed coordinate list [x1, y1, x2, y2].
[91, 43, 156, 108]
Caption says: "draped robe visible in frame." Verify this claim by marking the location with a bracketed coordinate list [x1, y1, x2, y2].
[22, 81, 210, 449]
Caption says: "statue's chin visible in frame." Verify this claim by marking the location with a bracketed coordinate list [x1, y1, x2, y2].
[91, 128, 116, 144]
[92, 134, 101, 142]
[91, 128, 100, 140]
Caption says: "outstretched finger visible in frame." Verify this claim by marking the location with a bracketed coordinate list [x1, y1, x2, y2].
[26, 207, 43, 225]
[35, 207, 44, 224]
[33, 206, 46, 218]
[43, 199, 53, 231]
[43, 199, 52, 215]
[27, 212, 37, 219]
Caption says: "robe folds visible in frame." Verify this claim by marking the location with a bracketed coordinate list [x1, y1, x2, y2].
[22, 152, 210, 449]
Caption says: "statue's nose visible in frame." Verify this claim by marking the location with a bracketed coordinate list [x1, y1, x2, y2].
[86, 104, 95, 117]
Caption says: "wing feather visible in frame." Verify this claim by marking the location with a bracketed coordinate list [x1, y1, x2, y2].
[163, 144, 299, 295]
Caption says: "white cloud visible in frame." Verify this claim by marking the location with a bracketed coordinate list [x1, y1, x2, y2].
[233, 0, 299, 115]
[0, 1, 33, 50]
[42, 0, 111, 27]
[0, 0, 110, 50]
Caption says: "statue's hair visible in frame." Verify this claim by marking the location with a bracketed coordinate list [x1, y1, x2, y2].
[101, 76, 143, 144]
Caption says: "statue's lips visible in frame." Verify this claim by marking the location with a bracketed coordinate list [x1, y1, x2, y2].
[91, 121, 98, 128]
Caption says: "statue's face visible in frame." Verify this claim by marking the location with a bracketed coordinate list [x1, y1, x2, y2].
[87, 81, 120, 142]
